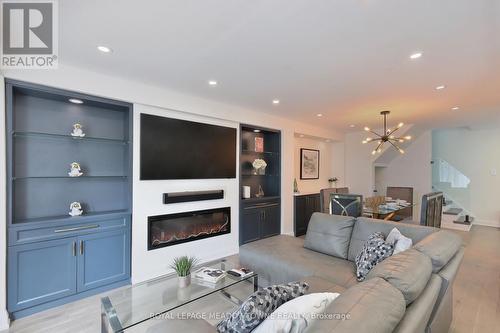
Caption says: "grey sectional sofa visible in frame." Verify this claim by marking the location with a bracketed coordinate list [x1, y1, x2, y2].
[240, 213, 464, 333]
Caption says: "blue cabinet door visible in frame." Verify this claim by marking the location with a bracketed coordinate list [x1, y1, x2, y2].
[77, 228, 130, 292]
[8, 238, 77, 312]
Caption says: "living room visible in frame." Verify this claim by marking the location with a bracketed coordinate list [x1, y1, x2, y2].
[0, 1, 499, 332]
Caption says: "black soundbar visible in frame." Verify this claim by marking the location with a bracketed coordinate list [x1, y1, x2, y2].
[163, 190, 224, 204]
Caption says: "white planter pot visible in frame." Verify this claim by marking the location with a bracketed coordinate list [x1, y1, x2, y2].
[178, 274, 191, 288]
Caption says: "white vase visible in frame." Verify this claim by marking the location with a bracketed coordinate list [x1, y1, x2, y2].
[258, 167, 266, 175]
[178, 274, 191, 288]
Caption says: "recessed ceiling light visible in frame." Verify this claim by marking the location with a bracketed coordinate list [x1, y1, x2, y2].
[97, 46, 112, 53]
[349, 124, 356, 128]
[435, 85, 446, 90]
[272, 99, 280, 105]
[299, 134, 304, 138]
[68, 98, 83, 104]
[208, 80, 218, 86]
[325, 139, 331, 143]
[253, 129, 261, 133]
[451, 106, 460, 110]
[316, 113, 323, 117]
[409, 52, 423, 59]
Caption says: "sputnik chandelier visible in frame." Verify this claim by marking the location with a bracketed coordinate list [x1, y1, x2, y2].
[362, 111, 412, 155]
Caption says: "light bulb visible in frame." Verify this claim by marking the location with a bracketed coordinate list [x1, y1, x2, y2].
[372, 150, 377, 155]
[377, 148, 382, 153]
[399, 139, 404, 143]
[389, 135, 395, 139]
[362, 140, 367, 144]
[399, 149, 405, 154]
[398, 122, 404, 128]
[404, 135, 412, 140]
[364, 127, 370, 132]
[366, 137, 372, 142]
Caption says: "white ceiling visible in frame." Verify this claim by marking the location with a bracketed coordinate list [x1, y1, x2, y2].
[60, 0, 500, 132]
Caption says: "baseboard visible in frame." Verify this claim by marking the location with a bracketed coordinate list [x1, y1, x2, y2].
[0, 308, 10, 330]
[473, 219, 500, 228]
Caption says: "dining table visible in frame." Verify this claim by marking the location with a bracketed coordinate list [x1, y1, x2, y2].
[363, 202, 417, 221]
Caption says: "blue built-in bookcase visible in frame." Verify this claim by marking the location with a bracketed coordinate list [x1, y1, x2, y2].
[5, 80, 133, 319]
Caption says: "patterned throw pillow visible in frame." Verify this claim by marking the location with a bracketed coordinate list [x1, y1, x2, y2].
[355, 232, 394, 281]
[216, 281, 309, 333]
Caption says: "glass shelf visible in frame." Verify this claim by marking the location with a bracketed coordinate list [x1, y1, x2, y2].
[13, 131, 129, 145]
[13, 209, 130, 225]
[241, 150, 279, 155]
[13, 175, 127, 180]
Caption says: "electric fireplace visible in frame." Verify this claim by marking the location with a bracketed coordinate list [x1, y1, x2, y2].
[148, 207, 231, 250]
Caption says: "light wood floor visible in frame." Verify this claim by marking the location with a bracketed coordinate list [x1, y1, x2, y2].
[2, 226, 499, 333]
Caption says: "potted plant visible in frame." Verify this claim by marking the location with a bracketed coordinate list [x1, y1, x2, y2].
[328, 177, 339, 188]
[170, 256, 199, 288]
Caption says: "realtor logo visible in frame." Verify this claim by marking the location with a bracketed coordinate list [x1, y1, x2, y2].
[1, 0, 58, 68]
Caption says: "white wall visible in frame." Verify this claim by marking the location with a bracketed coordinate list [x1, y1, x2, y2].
[293, 136, 333, 194]
[2, 66, 344, 286]
[0, 76, 10, 330]
[374, 131, 433, 221]
[433, 128, 500, 227]
[344, 131, 376, 198]
[132, 105, 241, 283]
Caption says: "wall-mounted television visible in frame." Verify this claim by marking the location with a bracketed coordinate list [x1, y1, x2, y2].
[140, 113, 237, 180]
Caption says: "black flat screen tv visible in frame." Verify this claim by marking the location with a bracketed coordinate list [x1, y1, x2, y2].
[140, 114, 237, 180]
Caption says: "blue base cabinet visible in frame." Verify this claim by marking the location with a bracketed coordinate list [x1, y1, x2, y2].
[77, 228, 131, 292]
[8, 238, 78, 312]
[5, 80, 133, 319]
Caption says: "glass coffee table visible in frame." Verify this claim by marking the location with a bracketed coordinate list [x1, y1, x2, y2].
[100, 259, 258, 332]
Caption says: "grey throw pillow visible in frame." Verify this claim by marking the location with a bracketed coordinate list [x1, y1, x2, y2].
[216, 281, 309, 333]
[355, 232, 394, 281]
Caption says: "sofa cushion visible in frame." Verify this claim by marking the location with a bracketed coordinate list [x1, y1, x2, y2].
[355, 232, 394, 281]
[348, 217, 436, 262]
[393, 274, 442, 333]
[367, 248, 432, 305]
[304, 277, 406, 333]
[216, 281, 309, 333]
[304, 213, 356, 259]
[413, 230, 463, 272]
[240, 235, 357, 288]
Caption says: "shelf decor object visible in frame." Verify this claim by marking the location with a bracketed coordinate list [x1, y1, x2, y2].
[252, 158, 267, 175]
[239, 125, 281, 245]
[68, 162, 83, 177]
[70, 123, 86, 137]
[6, 79, 133, 319]
[69, 202, 83, 216]
[254, 137, 264, 152]
[362, 110, 412, 155]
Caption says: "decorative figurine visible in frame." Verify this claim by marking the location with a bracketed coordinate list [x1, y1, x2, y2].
[256, 185, 265, 198]
[68, 162, 83, 177]
[69, 202, 83, 216]
[70, 123, 85, 137]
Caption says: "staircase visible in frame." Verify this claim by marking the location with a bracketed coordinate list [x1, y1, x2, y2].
[432, 159, 473, 231]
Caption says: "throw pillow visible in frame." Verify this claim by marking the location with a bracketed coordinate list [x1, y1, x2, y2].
[386, 227, 413, 255]
[355, 232, 394, 281]
[253, 292, 339, 333]
[216, 281, 309, 333]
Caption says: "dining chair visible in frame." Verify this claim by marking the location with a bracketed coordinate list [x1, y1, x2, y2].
[335, 187, 349, 194]
[386, 186, 414, 221]
[320, 188, 337, 213]
[330, 194, 363, 217]
[420, 192, 443, 227]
